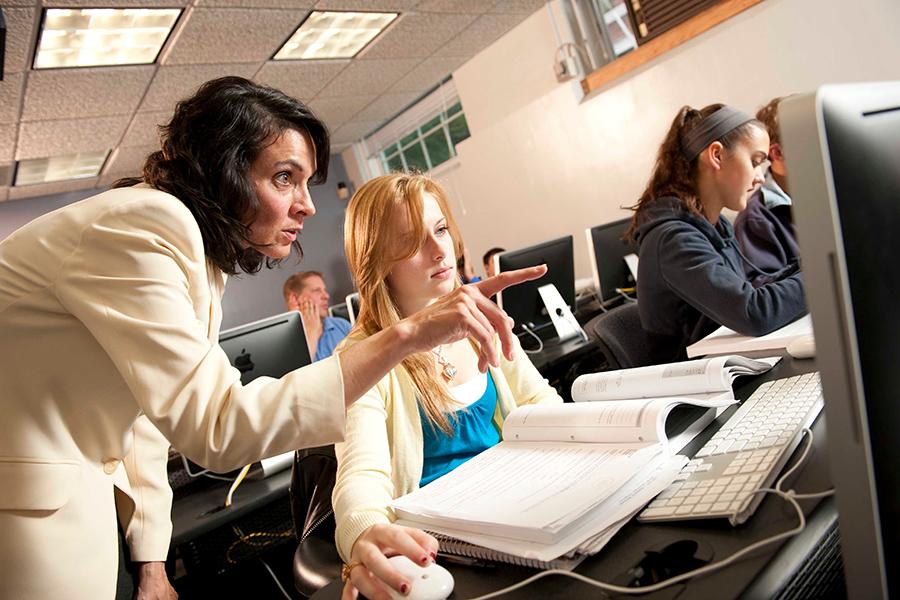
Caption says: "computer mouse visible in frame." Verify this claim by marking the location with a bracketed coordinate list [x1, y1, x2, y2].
[386, 555, 455, 600]
[786, 334, 816, 359]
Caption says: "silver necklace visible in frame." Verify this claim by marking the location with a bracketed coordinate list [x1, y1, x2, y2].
[431, 345, 457, 383]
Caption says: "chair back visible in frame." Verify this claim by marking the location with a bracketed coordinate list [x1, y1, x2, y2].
[585, 303, 681, 369]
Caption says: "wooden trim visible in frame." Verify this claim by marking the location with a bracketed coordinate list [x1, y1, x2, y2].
[581, 0, 766, 96]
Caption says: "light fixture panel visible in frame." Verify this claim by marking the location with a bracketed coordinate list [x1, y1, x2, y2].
[34, 8, 180, 69]
[15, 151, 109, 186]
[274, 11, 398, 60]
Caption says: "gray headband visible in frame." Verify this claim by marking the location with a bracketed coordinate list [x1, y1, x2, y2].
[680, 106, 755, 161]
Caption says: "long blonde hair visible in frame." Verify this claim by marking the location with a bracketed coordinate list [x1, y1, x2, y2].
[344, 173, 465, 434]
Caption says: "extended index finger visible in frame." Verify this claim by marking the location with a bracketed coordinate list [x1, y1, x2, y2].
[474, 265, 548, 298]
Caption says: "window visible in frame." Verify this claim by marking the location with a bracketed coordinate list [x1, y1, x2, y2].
[590, 0, 638, 58]
[359, 78, 471, 176]
[374, 100, 470, 174]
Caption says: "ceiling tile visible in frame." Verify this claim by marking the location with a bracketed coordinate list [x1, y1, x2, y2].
[488, 0, 546, 13]
[138, 63, 258, 113]
[415, 0, 492, 13]
[8, 177, 101, 202]
[103, 145, 157, 179]
[256, 60, 348, 102]
[22, 66, 155, 122]
[0, 125, 16, 162]
[391, 55, 467, 93]
[331, 119, 382, 145]
[0, 162, 13, 187]
[0, 73, 26, 124]
[361, 12, 475, 60]
[316, 58, 421, 97]
[352, 92, 420, 123]
[433, 12, 527, 57]
[199, 0, 313, 7]
[308, 95, 377, 130]
[3, 8, 38, 74]
[313, 0, 419, 10]
[16, 115, 131, 160]
[44, 0, 189, 6]
[163, 8, 305, 65]
[120, 112, 169, 148]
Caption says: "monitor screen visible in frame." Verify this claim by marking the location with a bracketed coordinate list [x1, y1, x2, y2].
[495, 236, 575, 333]
[782, 82, 900, 599]
[585, 217, 637, 302]
[219, 311, 312, 385]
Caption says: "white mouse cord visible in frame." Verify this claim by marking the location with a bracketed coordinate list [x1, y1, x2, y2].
[466, 429, 835, 599]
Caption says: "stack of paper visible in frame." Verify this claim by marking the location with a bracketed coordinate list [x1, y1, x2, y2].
[686, 315, 813, 358]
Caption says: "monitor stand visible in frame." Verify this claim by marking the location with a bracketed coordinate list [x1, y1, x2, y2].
[538, 283, 588, 343]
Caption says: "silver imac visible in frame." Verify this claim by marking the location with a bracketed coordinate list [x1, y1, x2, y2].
[781, 81, 900, 599]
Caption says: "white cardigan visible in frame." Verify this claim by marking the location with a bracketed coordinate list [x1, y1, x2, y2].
[0, 186, 346, 599]
[332, 335, 562, 562]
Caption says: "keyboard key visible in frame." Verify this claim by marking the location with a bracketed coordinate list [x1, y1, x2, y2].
[693, 503, 712, 514]
[641, 508, 671, 518]
[712, 502, 731, 513]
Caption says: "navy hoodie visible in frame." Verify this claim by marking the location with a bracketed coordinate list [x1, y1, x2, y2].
[633, 197, 807, 357]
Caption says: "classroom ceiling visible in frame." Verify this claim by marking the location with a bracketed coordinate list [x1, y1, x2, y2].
[0, 0, 544, 202]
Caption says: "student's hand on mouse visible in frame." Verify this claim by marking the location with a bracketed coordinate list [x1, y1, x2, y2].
[133, 562, 177, 600]
[342, 524, 439, 600]
[401, 265, 547, 372]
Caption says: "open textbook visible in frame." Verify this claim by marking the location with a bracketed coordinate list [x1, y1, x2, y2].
[392, 355, 779, 568]
[686, 314, 813, 358]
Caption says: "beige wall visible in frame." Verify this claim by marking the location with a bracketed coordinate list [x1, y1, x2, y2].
[441, 0, 900, 281]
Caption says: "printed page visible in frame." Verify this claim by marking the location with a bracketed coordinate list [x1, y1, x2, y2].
[392, 442, 660, 545]
[686, 315, 813, 358]
[395, 454, 686, 562]
[572, 357, 731, 401]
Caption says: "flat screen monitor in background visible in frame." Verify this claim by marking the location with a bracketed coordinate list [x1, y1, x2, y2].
[345, 292, 360, 325]
[329, 301, 351, 322]
[494, 235, 575, 334]
[218, 311, 312, 478]
[585, 217, 637, 303]
[781, 82, 900, 599]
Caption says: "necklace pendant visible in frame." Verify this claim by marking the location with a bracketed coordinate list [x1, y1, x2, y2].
[441, 363, 457, 383]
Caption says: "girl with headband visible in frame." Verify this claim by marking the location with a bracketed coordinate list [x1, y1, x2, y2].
[624, 104, 807, 360]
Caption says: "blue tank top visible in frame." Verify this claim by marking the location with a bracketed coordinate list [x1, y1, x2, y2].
[419, 372, 501, 487]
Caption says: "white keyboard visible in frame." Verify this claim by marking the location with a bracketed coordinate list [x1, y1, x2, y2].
[639, 372, 823, 526]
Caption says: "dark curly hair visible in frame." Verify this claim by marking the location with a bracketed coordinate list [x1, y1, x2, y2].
[624, 103, 762, 242]
[115, 76, 330, 275]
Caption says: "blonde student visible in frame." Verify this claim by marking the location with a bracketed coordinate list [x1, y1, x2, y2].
[625, 104, 807, 360]
[333, 173, 563, 599]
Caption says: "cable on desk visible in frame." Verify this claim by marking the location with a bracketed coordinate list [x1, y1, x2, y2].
[180, 453, 235, 482]
[467, 428, 835, 600]
[224, 463, 252, 507]
[259, 556, 294, 600]
[226, 524, 293, 566]
[520, 323, 544, 355]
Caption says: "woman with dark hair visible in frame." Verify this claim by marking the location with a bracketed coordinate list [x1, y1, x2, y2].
[625, 104, 806, 360]
[0, 77, 542, 600]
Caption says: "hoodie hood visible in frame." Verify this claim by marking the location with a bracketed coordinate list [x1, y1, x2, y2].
[633, 196, 732, 251]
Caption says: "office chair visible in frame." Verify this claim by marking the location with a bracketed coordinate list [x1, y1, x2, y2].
[289, 446, 342, 596]
[584, 303, 682, 369]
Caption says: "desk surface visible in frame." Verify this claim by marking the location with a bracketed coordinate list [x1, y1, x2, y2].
[312, 354, 833, 599]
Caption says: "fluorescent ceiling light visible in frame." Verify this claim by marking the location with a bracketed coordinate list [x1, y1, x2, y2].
[34, 8, 180, 69]
[274, 11, 398, 60]
[15, 151, 109, 186]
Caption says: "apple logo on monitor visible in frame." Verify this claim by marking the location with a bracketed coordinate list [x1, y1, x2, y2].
[233, 348, 254, 374]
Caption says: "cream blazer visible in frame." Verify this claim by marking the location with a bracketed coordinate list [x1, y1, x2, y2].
[0, 185, 346, 599]
[332, 335, 562, 562]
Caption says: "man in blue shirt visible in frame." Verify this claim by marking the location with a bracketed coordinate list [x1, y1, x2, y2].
[283, 271, 351, 361]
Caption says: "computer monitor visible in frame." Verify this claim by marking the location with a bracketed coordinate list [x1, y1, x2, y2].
[494, 235, 575, 333]
[219, 311, 311, 385]
[585, 217, 637, 303]
[328, 301, 351, 322]
[345, 292, 360, 325]
[781, 82, 900, 599]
